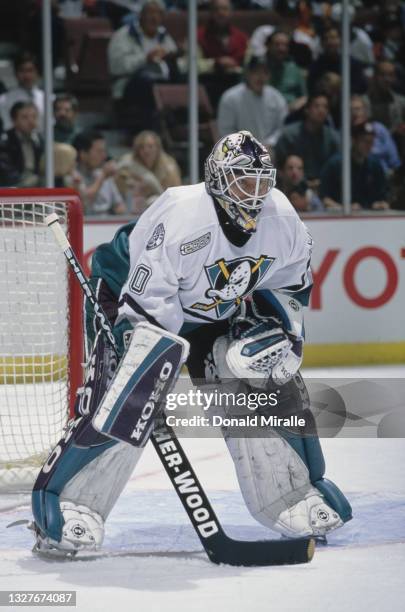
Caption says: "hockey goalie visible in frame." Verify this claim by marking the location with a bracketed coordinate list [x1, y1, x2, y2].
[31, 131, 352, 556]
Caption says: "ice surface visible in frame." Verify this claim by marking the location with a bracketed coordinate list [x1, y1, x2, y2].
[1, 366, 404, 612]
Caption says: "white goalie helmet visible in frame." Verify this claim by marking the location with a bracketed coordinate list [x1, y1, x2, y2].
[205, 130, 277, 233]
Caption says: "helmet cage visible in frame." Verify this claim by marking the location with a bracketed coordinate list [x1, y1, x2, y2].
[215, 163, 277, 211]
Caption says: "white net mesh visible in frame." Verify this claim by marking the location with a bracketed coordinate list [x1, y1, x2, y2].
[0, 201, 73, 491]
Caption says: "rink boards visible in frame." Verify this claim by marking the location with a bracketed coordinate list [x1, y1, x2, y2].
[81, 215, 405, 367]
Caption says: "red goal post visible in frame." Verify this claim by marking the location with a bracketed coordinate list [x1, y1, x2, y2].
[0, 188, 84, 491]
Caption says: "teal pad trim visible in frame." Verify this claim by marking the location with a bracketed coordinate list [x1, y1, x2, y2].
[280, 431, 325, 483]
[32, 439, 116, 542]
[279, 431, 352, 523]
[314, 478, 353, 523]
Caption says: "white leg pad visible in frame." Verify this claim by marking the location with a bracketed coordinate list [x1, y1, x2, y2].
[224, 432, 343, 537]
[61, 442, 143, 520]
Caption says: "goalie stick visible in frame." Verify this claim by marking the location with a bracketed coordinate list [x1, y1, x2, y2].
[46, 213, 315, 567]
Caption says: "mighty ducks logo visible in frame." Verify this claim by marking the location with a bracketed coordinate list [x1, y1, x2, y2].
[191, 255, 274, 317]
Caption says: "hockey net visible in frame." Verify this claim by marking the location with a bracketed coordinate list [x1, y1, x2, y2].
[0, 189, 83, 492]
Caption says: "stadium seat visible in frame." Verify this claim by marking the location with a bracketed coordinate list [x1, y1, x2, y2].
[152, 83, 218, 169]
[63, 18, 112, 111]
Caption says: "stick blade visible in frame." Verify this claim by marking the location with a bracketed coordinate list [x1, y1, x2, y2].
[206, 533, 315, 566]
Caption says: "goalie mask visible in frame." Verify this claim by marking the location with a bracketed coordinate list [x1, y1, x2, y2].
[205, 131, 276, 233]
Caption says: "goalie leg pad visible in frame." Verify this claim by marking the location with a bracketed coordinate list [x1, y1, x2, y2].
[92, 322, 190, 447]
[222, 374, 352, 537]
[224, 432, 345, 538]
[262, 373, 352, 524]
[32, 415, 143, 553]
[74, 328, 118, 419]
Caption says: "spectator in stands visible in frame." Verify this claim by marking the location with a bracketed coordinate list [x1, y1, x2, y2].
[117, 130, 181, 214]
[217, 56, 287, 146]
[290, 0, 320, 65]
[329, 2, 374, 73]
[351, 95, 400, 175]
[53, 94, 80, 145]
[72, 130, 126, 215]
[375, 10, 405, 78]
[0, 52, 44, 132]
[247, 3, 318, 71]
[307, 26, 367, 95]
[0, 101, 43, 187]
[198, 0, 247, 72]
[40, 143, 79, 188]
[132, 130, 181, 189]
[366, 60, 405, 157]
[263, 29, 307, 111]
[314, 72, 341, 130]
[108, 0, 179, 124]
[197, 0, 248, 107]
[320, 122, 390, 211]
[275, 94, 339, 185]
[53, 143, 79, 188]
[278, 154, 324, 213]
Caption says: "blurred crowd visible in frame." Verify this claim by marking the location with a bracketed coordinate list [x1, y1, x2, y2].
[1, 0, 405, 216]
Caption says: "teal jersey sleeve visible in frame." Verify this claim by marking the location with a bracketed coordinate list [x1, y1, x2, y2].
[91, 220, 138, 297]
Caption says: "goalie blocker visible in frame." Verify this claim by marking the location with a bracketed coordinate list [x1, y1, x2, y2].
[92, 322, 189, 446]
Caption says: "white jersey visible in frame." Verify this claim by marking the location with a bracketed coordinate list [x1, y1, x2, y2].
[117, 183, 313, 334]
